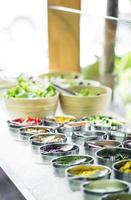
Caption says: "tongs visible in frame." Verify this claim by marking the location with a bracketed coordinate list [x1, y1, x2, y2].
[52, 82, 76, 95]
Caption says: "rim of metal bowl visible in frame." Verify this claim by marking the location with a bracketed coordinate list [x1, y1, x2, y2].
[95, 147, 131, 161]
[65, 164, 111, 179]
[81, 179, 129, 195]
[51, 154, 94, 167]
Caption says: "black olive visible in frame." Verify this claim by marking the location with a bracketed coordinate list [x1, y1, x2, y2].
[79, 81, 83, 85]
[74, 75, 79, 79]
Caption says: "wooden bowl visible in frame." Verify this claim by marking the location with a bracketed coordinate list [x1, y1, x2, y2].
[4, 94, 59, 119]
[59, 86, 112, 117]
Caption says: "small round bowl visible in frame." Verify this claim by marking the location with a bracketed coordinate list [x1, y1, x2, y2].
[72, 131, 107, 145]
[96, 147, 131, 168]
[66, 164, 111, 191]
[51, 155, 94, 177]
[60, 85, 112, 117]
[38, 71, 81, 80]
[7, 117, 42, 132]
[82, 179, 129, 200]
[58, 121, 89, 132]
[29, 133, 67, 146]
[82, 115, 126, 131]
[84, 140, 122, 157]
[19, 126, 54, 140]
[123, 140, 131, 149]
[40, 143, 79, 162]
[109, 130, 131, 142]
[44, 115, 76, 127]
[92, 123, 111, 131]
[113, 159, 131, 183]
[102, 193, 131, 200]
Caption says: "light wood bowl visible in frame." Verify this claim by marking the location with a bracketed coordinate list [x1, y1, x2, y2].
[4, 94, 59, 119]
[59, 86, 112, 117]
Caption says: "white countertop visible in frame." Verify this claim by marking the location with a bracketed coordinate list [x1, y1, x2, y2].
[0, 101, 130, 200]
[0, 102, 83, 200]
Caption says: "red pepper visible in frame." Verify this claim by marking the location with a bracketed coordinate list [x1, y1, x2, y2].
[13, 117, 42, 126]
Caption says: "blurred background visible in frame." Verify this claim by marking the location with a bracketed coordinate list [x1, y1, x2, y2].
[0, 0, 131, 121]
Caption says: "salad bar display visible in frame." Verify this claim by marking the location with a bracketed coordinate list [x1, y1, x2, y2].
[4, 111, 131, 200]
[0, 74, 130, 200]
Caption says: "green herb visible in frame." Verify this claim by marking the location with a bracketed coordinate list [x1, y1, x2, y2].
[83, 115, 125, 127]
[56, 156, 87, 165]
[116, 153, 130, 161]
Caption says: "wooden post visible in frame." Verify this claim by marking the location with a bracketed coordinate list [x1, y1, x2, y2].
[48, 0, 81, 72]
[100, 0, 118, 90]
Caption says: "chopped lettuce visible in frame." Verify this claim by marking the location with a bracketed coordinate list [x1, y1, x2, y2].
[6, 74, 57, 98]
[76, 88, 100, 97]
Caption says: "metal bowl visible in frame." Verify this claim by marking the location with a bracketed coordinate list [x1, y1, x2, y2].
[109, 130, 131, 142]
[96, 147, 131, 168]
[19, 126, 54, 140]
[72, 131, 107, 145]
[84, 140, 122, 157]
[58, 121, 89, 132]
[66, 164, 111, 191]
[113, 159, 131, 183]
[82, 179, 129, 200]
[51, 155, 94, 177]
[7, 117, 42, 132]
[92, 123, 111, 131]
[82, 115, 126, 132]
[44, 115, 76, 127]
[102, 193, 131, 200]
[29, 133, 67, 146]
[57, 121, 91, 137]
[40, 143, 79, 162]
[123, 140, 131, 149]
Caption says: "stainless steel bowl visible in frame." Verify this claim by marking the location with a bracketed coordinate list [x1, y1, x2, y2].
[102, 193, 131, 200]
[51, 155, 94, 177]
[58, 121, 89, 132]
[40, 143, 79, 162]
[92, 123, 111, 131]
[123, 140, 131, 149]
[57, 121, 91, 137]
[82, 179, 129, 200]
[66, 164, 111, 191]
[72, 131, 107, 145]
[44, 116, 76, 127]
[82, 115, 126, 132]
[29, 133, 67, 146]
[84, 140, 122, 157]
[109, 130, 131, 142]
[7, 118, 42, 132]
[113, 159, 131, 183]
[19, 126, 54, 140]
[96, 147, 131, 168]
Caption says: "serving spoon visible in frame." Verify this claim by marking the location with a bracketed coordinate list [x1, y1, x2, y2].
[40, 144, 74, 154]
[69, 158, 87, 165]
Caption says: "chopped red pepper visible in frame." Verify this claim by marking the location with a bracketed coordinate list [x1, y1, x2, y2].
[13, 117, 42, 126]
